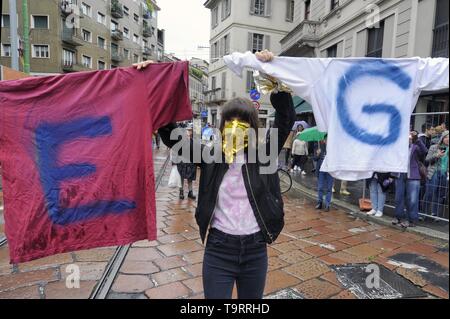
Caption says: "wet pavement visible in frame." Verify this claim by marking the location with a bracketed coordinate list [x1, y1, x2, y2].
[0, 146, 448, 299]
[279, 150, 449, 234]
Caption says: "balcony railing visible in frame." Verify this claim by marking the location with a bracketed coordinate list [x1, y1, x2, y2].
[60, 0, 76, 17]
[62, 62, 89, 72]
[111, 52, 124, 62]
[280, 20, 320, 54]
[62, 27, 84, 46]
[143, 26, 152, 38]
[111, 1, 124, 19]
[143, 10, 151, 19]
[432, 23, 449, 58]
[111, 30, 123, 41]
[143, 47, 152, 56]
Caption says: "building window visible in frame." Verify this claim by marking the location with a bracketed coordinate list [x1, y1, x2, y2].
[253, 0, 266, 16]
[246, 70, 256, 92]
[123, 27, 130, 38]
[82, 55, 92, 68]
[81, 2, 91, 17]
[304, 0, 311, 20]
[252, 33, 264, 53]
[97, 12, 106, 25]
[124, 49, 130, 59]
[133, 54, 139, 63]
[1, 14, 10, 28]
[211, 76, 216, 90]
[212, 6, 219, 28]
[1, 43, 11, 57]
[32, 15, 49, 29]
[134, 13, 139, 22]
[221, 0, 231, 21]
[63, 49, 75, 66]
[111, 20, 119, 31]
[286, 0, 295, 22]
[123, 6, 129, 16]
[432, 0, 449, 57]
[327, 44, 337, 57]
[133, 34, 139, 43]
[98, 36, 106, 49]
[32, 44, 50, 58]
[82, 29, 92, 42]
[224, 34, 230, 55]
[366, 20, 384, 57]
[111, 43, 119, 55]
[330, 0, 339, 11]
[98, 60, 106, 70]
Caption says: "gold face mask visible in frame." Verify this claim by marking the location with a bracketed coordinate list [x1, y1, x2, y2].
[222, 120, 250, 164]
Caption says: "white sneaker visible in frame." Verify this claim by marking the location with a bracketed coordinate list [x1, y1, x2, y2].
[301, 170, 306, 175]
[374, 211, 383, 217]
[367, 209, 376, 216]
[290, 169, 294, 173]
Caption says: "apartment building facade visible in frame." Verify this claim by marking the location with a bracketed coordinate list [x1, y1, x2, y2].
[1, 0, 164, 76]
[280, 0, 448, 129]
[204, 0, 295, 128]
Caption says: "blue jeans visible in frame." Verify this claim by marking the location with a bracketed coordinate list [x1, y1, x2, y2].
[395, 173, 420, 222]
[318, 172, 334, 208]
[369, 179, 386, 212]
[202, 228, 268, 299]
[424, 171, 448, 217]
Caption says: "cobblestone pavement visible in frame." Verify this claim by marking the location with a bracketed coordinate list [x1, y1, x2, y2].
[0, 146, 448, 299]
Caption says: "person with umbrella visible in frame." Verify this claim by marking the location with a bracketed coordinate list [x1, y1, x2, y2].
[291, 124, 308, 174]
[298, 127, 333, 211]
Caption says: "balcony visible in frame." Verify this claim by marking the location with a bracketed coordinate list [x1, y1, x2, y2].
[62, 27, 84, 46]
[143, 47, 152, 57]
[280, 20, 320, 56]
[205, 88, 224, 104]
[111, 1, 124, 19]
[62, 62, 89, 73]
[143, 9, 151, 20]
[60, 1, 76, 17]
[143, 26, 152, 38]
[111, 30, 123, 41]
[111, 52, 124, 62]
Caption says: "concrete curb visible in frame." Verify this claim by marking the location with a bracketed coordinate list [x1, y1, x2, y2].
[290, 179, 449, 243]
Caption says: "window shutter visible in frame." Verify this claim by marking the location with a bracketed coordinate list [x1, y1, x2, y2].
[264, 35, 271, 51]
[227, 0, 232, 17]
[265, 0, 272, 17]
[221, 1, 225, 20]
[250, 0, 256, 14]
[246, 70, 253, 91]
[221, 72, 226, 98]
[225, 35, 231, 55]
[286, 0, 293, 21]
[220, 38, 225, 57]
[248, 32, 253, 51]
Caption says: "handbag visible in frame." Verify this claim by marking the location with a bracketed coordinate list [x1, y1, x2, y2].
[168, 166, 182, 188]
[359, 198, 372, 211]
[418, 161, 428, 182]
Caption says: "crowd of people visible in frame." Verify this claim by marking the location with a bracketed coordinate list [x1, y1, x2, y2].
[278, 121, 448, 226]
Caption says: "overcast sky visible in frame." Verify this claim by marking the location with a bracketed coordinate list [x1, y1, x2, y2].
[158, 0, 211, 62]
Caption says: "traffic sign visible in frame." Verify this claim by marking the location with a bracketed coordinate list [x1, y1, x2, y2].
[250, 89, 261, 101]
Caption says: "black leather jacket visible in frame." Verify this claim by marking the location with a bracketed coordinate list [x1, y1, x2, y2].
[159, 92, 296, 244]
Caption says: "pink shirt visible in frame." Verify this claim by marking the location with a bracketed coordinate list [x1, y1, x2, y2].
[211, 153, 261, 235]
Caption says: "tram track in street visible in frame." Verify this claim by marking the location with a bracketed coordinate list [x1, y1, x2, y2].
[90, 152, 171, 299]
